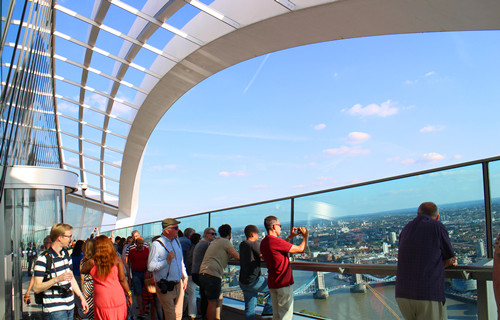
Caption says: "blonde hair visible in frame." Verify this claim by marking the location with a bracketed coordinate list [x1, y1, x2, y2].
[50, 223, 73, 242]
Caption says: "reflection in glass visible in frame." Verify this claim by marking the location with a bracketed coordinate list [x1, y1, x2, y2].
[211, 200, 291, 246]
[178, 214, 209, 236]
[294, 165, 485, 265]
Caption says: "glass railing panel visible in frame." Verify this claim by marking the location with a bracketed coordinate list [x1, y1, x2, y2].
[489, 160, 500, 244]
[290, 270, 477, 319]
[141, 222, 162, 242]
[177, 213, 209, 236]
[293, 164, 485, 265]
[210, 200, 291, 246]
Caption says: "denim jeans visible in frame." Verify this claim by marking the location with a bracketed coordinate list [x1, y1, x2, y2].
[239, 275, 273, 320]
[44, 308, 74, 320]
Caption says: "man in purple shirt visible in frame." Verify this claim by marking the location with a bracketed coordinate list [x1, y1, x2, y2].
[396, 202, 457, 320]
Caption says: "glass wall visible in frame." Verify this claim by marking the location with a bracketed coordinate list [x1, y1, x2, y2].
[294, 164, 486, 265]
[106, 158, 500, 319]
[3, 189, 62, 319]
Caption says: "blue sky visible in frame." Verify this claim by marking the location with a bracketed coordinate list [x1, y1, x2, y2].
[136, 30, 500, 224]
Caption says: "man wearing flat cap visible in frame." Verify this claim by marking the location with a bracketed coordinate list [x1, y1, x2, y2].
[148, 218, 188, 320]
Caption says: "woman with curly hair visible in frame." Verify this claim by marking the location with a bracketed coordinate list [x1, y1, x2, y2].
[81, 235, 132, 320]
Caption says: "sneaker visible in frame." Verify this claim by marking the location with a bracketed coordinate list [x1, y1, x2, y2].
[261, 313, 273, 319]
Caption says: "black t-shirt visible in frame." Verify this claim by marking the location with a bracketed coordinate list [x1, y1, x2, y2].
[239, 240, 261, 285]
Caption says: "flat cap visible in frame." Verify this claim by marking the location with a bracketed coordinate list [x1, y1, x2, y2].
[162, 218, 181, 229]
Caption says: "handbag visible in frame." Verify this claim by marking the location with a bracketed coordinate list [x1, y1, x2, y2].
[75, 296, 89, 319]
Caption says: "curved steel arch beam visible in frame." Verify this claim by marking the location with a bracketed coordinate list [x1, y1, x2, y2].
[117, 0, 500, 226]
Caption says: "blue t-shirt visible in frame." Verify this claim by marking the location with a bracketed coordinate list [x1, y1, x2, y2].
[395, 214, 455, 302]
[71, 252, 83, 276]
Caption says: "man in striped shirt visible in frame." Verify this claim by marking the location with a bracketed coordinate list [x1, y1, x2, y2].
[34, 223, 88, 319]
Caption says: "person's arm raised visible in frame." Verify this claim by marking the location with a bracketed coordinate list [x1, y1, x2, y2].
[289, 227, 308, 254]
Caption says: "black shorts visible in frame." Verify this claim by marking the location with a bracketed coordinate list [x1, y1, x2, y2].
[199, 273, 222, 301]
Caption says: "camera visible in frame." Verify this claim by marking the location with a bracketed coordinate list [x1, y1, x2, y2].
[294, 227, 302, 234]
[157, 279, 176, 294]
[54, 286, 73, 297]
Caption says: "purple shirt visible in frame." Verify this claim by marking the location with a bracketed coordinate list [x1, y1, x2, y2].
[395, 214, 455, 302]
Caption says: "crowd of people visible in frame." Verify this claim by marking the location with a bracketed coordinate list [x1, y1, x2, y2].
[23, 201, 500, 320]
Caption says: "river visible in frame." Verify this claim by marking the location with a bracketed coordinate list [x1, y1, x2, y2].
[291, 270, 477, 319]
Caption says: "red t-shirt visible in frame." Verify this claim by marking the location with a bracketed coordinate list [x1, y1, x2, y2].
[128, 247, 149, 271]
[260, 235, 293, 289]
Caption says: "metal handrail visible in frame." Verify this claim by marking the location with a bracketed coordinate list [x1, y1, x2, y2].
[228, 260, 493, 281]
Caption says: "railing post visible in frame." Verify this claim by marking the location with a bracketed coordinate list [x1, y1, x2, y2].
[482, 162, 493, 258]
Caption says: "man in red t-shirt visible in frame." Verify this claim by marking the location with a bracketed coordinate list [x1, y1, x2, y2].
[127, 237, 149, 316]
[260, 216, 308, 320]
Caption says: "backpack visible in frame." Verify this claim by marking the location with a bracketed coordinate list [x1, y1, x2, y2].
[34, 251, 53, 304]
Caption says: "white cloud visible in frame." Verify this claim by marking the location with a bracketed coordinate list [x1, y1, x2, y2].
[219, 170, 247, 177]
[314, 124, 326, 131]
[252, 185, 269, 189]
[404, 80, 418, 85]
[316, 176, 335, 181]
[150, 164, 177, 171]
[420, 125, 444, 133]
[344, 99, 398, 117]
[323, 146, 370, 156]
[57, 101, 78, 113]
[425, 71, 436, 77]
[400, 158, 416, 165]
[420, 152, 445, 162]
[386, 156, 400, 162]
[113, 160, 122, 166]
[454, 154, 463, 159]
[346, 132, 371, 145]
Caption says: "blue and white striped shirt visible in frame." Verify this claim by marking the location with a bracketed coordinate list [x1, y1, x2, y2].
[34, 247, 74, 313]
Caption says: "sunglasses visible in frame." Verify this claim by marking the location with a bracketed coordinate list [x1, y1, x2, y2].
[209, 232, 217, 236]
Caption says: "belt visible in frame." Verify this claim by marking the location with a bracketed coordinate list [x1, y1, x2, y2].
[200, 273, 214, 278]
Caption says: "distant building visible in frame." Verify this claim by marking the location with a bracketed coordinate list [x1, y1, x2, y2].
[389, 231, 397, 244]
[475, 239, 485, 257]
[382, 242, 389, 254]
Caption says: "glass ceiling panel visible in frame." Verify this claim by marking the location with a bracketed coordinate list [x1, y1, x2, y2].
[56, 99, 79, 118]
[55, 60, 84, 84]
[104, 149, 123, 165]
[131, 46, 163, 71]
[88, 52, 121, 77]
[120, 66, 147, 88]
[104, 178, 120, 195]
[104, 163, 121, 180]
[53, 37, 86, 63]
[93, 29, 129, 57]
[83, 156, 101, 174]
[107, 117, 131, 137]
[58, 1, 94, 18]
[58, 117, 79, 136]
[55, 11, 93, 44]
[63, 149, 81, 166]
[105, 134, 126, 151]
[111, 102, 137, 122]
[101, 3, 139, 35]
[55, 80, 81, 101]
[82, 125, 104, 143]
[82, 108, 105, 128]
[86, 173, 101, 190]
[166, 4, 202, 30]
[143, 25, 176, 51]
[116, 86, 144, 106]
[84, 93, 108, 112]
[86, 72, 115, 93]
[82, 140, 102, 158]
[60, 133, 80, 152]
